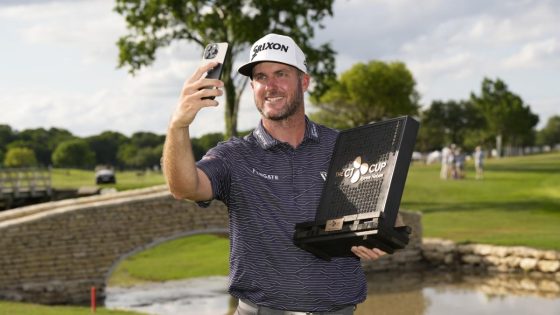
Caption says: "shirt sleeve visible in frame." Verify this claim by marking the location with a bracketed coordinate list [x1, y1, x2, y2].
[196, 145, 232, 205]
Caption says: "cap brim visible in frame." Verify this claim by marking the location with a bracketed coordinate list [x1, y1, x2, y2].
[238, 61, 306, 78]
[238, 61, 259, 77]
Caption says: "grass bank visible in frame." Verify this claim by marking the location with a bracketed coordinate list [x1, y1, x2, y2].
[108, 234, 230, 287]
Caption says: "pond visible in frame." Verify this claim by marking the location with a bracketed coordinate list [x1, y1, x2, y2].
[106, 270, 560, 315]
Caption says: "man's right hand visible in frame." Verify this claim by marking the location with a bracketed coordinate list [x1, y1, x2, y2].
[162, 62, 219, 201]
[169, 61, 224, 129]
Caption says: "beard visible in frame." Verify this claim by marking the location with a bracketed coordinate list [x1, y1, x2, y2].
[255, 77, 304, 121]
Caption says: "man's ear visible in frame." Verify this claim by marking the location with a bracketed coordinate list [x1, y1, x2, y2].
[301, 73, 311, 92]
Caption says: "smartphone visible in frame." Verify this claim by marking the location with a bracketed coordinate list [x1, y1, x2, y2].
[200, 42, 229, 100]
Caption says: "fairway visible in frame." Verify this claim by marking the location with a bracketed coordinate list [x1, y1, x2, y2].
[402, 151, 560, 250]
[51, 168, 166, 191]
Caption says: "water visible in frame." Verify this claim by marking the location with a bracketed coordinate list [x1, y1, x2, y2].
[106, 277, 231, 315]
[106, 271, 560, 315]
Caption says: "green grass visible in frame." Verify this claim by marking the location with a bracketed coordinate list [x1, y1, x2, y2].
[108, 234, 230, 287]
[51, 168, 165, 191]
[401, 151, 560, 250]
[0, 301, 142, 315]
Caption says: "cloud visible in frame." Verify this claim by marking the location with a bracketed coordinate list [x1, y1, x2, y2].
[502, 38, 560, 69]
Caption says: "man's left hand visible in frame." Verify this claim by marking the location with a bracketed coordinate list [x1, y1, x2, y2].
[351, 246, 386, 261]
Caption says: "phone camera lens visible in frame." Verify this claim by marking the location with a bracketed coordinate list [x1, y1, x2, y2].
[204, 44, 219, 59]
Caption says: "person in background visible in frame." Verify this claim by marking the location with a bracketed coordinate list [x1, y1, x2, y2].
[440, 145, 451, 179]
[454, 146, 465, 179]
[162, 33, 386, 315]
[474, 145, 485, 180]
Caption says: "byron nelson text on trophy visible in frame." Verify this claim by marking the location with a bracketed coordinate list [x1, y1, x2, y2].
[293, 116, 419, 260]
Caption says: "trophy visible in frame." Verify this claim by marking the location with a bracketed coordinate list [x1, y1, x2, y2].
[293, 116, 419, 260]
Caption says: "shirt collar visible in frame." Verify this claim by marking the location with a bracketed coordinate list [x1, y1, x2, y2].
[253, 116, 320, 150]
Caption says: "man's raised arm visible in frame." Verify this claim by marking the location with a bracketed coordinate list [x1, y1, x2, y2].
[162, 62, 223, 201]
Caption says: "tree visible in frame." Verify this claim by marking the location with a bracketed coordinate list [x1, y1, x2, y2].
[15, 127, 75, 166]
[470, 78, 539, 156]
[86, 131, 128, 167]
[0, 124, 15, 167]
[537, 115, 560, 147]
[310, 61, 420, 130]
[52, 139, 96, 169]
[417, 100, 485, 152]
[0, 124, 15, 149]
[117, 143, 163, 169]
[114, 0, 336, 138]
[191, 132, 224, 160]
[4, 147, 38, 168]
[129, 131, 165, 148]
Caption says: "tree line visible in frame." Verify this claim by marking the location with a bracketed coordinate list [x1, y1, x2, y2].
[0, 127, 226, 170]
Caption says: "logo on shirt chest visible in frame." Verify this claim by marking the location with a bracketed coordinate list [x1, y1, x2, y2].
[252, 168, 279, 181]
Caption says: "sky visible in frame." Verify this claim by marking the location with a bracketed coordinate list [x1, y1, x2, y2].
[0, 0, 558, 138]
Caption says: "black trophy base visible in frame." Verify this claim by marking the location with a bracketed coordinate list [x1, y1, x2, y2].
[293, 213, 411, 261]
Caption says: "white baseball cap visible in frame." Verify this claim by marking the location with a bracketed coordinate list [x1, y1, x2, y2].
[238, 33, 307, 77]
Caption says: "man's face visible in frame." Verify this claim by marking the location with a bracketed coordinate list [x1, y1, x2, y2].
[250, 62, 309, 121]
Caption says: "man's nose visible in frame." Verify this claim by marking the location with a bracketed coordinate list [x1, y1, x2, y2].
[264, 77, 278, 90]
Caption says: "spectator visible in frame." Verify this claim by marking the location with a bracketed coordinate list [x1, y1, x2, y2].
[474, 146, 485, 180]
[454, 147, 465, 179]
[440, 145, 451, 179]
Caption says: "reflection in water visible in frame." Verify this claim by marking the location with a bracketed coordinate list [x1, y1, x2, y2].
[360, 271, 560, 315]
[107, 270, 560, 315]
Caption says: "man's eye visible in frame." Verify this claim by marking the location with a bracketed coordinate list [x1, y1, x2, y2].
[254, 74, 266, 81]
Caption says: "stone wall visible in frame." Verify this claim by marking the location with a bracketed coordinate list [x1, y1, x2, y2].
[361, 211, 425, 272]
[422, 238, 560, 275]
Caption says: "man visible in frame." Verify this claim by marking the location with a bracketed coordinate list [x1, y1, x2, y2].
[163, 33, 385, 315]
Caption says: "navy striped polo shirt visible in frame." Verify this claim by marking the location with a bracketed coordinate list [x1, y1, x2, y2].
[196, 117, 366, 312]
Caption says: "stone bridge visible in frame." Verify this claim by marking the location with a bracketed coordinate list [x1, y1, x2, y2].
[0, 185, 423, 305]
[0, 185, 230, 304]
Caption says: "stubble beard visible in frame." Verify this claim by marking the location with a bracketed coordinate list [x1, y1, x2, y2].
[256, 78, 304, 122]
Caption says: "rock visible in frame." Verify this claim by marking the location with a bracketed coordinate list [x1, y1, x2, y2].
[519, 258, 539, 271]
